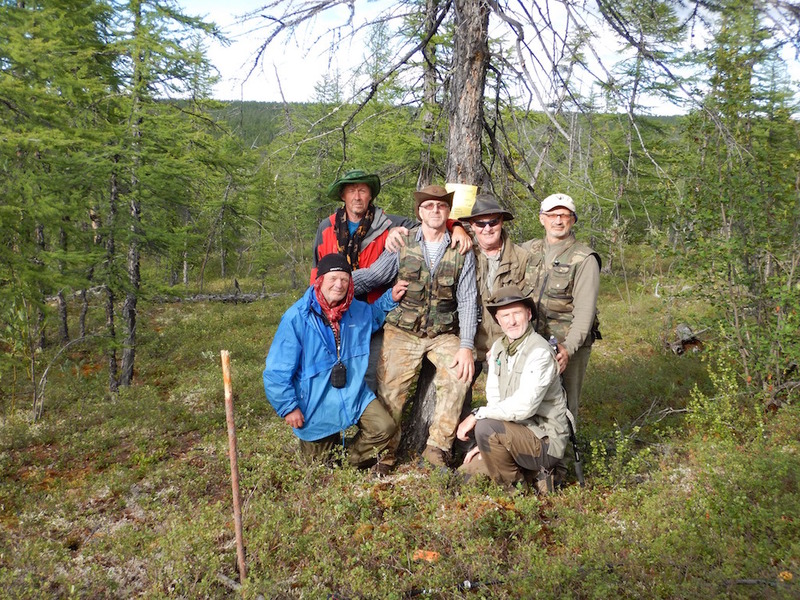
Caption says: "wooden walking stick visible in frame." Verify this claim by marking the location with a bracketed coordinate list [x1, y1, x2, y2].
[221, 350, 247, 582]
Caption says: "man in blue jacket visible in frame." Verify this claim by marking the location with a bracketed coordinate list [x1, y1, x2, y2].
[264, 253, 408, 469]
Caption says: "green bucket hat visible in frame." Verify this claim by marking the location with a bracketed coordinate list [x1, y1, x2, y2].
[326, 170, 381, 201]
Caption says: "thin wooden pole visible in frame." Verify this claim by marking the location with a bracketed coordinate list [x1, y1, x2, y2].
[221, 350, 247, 582]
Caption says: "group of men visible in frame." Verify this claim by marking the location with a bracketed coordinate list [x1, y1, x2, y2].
[263, 169, 600, 490]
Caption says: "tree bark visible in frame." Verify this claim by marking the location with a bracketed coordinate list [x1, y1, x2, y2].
[106, 169, 120, 393]
[120, 193, 140, 386]
[57, 226, 69, 344]
[417, 0, 440, 189]
[444, 0, 489, 188]
[120, 0, 144, 386]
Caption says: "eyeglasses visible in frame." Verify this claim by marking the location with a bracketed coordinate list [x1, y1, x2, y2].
[419, 201, 449, 212]
[541, 211, 573, 221]
[472, 218, 501, 229]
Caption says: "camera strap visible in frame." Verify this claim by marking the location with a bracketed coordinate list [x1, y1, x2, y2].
[311, 305, 342, 361]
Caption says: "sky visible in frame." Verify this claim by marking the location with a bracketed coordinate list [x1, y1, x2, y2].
[174, 0, 690, 113]
[177, 0, 798, 114]
[176, 0, 383, 103]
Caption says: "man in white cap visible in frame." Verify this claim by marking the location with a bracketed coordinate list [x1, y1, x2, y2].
[522, 193, 601, 423]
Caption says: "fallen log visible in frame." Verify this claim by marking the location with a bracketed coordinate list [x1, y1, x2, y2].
[151, 292, 281, 304]
[666, 323, 707, 355]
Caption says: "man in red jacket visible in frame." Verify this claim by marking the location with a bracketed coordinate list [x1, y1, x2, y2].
[311, 170, 414, 304]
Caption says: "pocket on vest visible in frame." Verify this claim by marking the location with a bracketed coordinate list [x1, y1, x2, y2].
[546, 265, 573, 299]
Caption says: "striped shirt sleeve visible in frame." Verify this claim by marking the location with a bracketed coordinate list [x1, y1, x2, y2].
[456, 250, 478, 349]
[352, 249, 399, 296]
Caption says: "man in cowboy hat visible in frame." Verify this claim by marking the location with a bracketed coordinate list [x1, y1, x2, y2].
[456, 285, 571, 492]
[264, 253, 409, 470]
[312, 169, 471, 392]
[459, 192, 532, 367]
[354, 184, 478, 472]
[521, 193, 601, 422]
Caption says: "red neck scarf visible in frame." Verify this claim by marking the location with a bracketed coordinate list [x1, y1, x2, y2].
[313, 275, 355, 337]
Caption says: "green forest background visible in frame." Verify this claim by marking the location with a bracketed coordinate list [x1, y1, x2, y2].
[1, 0, 799, 597]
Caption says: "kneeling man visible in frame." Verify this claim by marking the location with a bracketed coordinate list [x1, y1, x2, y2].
[264, 253, 407, 468]
[456, 285, 571, 490]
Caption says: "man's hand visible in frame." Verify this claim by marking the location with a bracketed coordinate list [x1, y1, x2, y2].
[450, 224, 472, 256]
[556, 343, 569, 374]
[385, 226, 409, 252]
[391, 279, 409, 302]
[462, 446, 481, 465]
[451, 347, 474, 383]
[284, 407, 304, 429]
[457, 413, 477, 441]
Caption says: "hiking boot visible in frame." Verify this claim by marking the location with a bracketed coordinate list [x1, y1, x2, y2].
[534, 467, 555, 496]
[553, 462, 567, 490]
[370, 462, 392, 479]
[420, 445, 450, 468]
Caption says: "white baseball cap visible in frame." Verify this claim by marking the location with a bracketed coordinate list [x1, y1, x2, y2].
[540, 193, 577, 222]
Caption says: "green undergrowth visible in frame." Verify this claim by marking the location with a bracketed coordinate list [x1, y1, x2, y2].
[1, 275, 797, 598]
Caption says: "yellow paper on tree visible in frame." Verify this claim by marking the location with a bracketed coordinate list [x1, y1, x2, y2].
[446, 183, 478, 219]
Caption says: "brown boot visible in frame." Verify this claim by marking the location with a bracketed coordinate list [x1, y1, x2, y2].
[420, 445, 449, 468]
[534, 467, 554, 495]
[370, 462, 392, 479]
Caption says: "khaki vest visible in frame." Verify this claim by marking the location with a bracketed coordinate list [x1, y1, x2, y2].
[493, 333, 569, 459]
[474, 231, 532, 359]
[525, 237, 601, 345]
[385, 233, 464, 337]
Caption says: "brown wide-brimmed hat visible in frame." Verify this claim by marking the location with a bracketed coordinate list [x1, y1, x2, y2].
[413, 185, 454, 219]
[326, 170, 381, 201]
[461, 193, 514, 222]
[486, 285, 536, 319]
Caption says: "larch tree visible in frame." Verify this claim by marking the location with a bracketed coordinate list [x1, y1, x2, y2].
[108, 0, 223, 386]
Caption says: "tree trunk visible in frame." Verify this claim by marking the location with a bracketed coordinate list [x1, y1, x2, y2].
[120, 0, 144, 387]
[34, 223, 46, 350]
[417, 0, 440, 190]
[402, 0, 489, 462]
[56, 226, 69, 343]
[444, 0, 489, 188]
[79, 288, 88, 338]
[106, 169, 120, 393]
[120, 190, 141, 386]
[105, 283, 119, 393]
[57, 291, 68, 344]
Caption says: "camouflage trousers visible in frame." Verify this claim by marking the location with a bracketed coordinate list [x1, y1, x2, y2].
[376, 325, 471, 467]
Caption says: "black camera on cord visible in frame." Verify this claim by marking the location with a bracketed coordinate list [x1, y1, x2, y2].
[330, 361, 347, 388]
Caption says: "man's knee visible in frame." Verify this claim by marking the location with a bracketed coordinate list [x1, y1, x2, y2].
[361, 400, 397, 442]
[474, 418, 506, 447]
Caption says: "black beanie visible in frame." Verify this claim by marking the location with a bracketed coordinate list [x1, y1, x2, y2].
[317, 253, 352, 277]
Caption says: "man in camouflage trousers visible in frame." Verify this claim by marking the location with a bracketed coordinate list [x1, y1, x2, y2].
[354, 185, 478, 473]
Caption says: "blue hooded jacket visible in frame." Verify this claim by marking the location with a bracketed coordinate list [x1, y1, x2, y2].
[263, 285, 396, 442]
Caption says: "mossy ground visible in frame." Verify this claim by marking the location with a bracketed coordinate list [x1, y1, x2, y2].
[1, 274, 797, 599]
